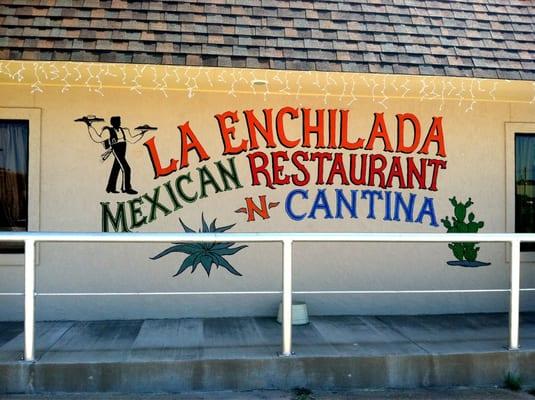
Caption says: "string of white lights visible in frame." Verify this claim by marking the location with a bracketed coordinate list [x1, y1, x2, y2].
[94, 65, 104, 96]
[204, 68, 213, 87]
[227, 69, 237, 97]
[400, 78, 410, 98]
[159, 66, 170, 97]
[489, 81, 497, 101]
[13, 62, 25, 82]
[263, 69, 271, 101]
[377, 75, 388, 109]
[339, 74, 348, 102]
[130, 65, 145, 94]
[279, 70, 290, 95]
[73, 63, 82, 82]
[49, 63, 59, 81]
[217, 69, 226, 83]
[313, 71, 320, 88]
[369, 77, 378, 103]
[61, 64, 71, 93]
[347, 75, 357, 106]
[84, 63, 95, 92]
[104, 64, 117, 78]
[419, 77, 429, 102]
[30, 62, 43, 94]
[1, 61, 530, 111]
[248, 70, 258, 95]
[119, 64, 127, 84]
[185, 66, 200, 98]
[390, 76, 397, 92]
[457, 80, 466, 107]
[465, 79, 475, 112]
[439, 80, 446, 111]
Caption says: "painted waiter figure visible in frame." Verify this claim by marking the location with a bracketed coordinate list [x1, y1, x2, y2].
[85, 116, 146, 194]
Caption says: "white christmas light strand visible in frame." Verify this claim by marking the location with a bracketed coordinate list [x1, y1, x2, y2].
[369, 77, 378, 103]
[217, 69, 226, 83]
[279, 71, 290, 96]
[1, 61, 25, 82]
[130, 64, 144, 94]
[322, 72, 337, 104]
[30, 62, 43, 94]
[339, 74, 348, 102]
[173, 66, 181, 86]
[61, 64, 71, 93]
[84, 63, 95, 92]
[439, 80, 446, 111]
[419, 77, 429, 102]
[73, 63, 82, 82]
[204, 69, 213, 87]
[119, 65, 127, 84]
[104, 64, 117, 78]
[457, 81, 466, 107]
[400, 78, 410, 98]
[262, 69, 271, 101]
[94, 65, 104, 96]
[49, 63, 59, 81]
[376, 75, 388, 109]
[476, 80, 486, 95]
[151, 66, 168, 98]
[428, 78, 439, 100]
[389, 76, 398, 93]
[347, 75, 357, 106]
[446, 79, 456, 97]
[159, 66, 170, 98]
[489, 81, 497, 101]
[313, 71, 321, 88]
[465, 79, 475, 112]
[184, 66, 200, 98]
[227, 69, 238, 97]
[0, 62, 531, 110]
[248, 71, 258, 95]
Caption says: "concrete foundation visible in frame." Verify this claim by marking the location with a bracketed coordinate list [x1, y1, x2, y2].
[1, 313, 534, 393]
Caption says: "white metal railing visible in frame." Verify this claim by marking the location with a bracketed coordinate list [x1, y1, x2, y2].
[0, 231, 534, 362]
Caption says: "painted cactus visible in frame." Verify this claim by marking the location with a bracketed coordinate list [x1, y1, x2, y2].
[441, 197, 489, 267]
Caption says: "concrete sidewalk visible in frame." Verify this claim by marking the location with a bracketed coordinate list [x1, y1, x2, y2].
[0, 313, 534, 393]
[1, 388, 535, 399]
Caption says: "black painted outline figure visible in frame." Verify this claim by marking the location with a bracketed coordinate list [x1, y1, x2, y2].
[79, 115, 147, 195]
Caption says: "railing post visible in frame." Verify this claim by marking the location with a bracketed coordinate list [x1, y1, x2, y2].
[24, 239, 36, 362]
[281, 239, 293, 356]
[509, 239, 520, 350]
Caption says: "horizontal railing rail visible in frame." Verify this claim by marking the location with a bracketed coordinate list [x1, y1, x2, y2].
[0, 231, 534, 362]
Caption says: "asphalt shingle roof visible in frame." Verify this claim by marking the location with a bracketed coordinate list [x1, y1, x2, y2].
[0, 0, 534, 80]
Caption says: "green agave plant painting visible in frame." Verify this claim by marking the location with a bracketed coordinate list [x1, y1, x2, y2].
[151, 215, 247, 277]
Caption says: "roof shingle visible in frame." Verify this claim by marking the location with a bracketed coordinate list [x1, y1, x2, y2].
[0, 0, 534, 80]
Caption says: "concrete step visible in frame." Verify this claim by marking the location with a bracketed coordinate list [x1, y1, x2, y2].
[0, 313, 534, 393]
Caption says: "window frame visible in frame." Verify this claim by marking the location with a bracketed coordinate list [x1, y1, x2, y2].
[505, 122, 535, 262]
[0, 108, 41, 265]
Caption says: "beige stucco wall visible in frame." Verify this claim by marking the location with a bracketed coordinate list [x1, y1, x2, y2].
[0, 62, 534, 320]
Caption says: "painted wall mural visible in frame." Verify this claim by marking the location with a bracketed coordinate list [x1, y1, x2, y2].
[74, 108, 491, 275]
[150, 215, 246, 277]
[75, 115, 156, 194]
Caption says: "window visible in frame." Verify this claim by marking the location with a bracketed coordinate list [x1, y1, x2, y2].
[506, 123, 535, 261]
[0, 120, 29, 253]
[515, 134, 535, 251]
[0, 108, 39, 265]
